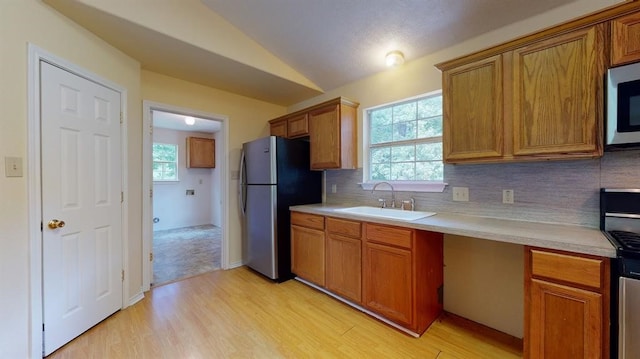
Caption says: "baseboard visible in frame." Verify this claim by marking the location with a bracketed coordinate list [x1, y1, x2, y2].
[227, 260, 244, 269]
[128, 291, 145, 307]
[442, 312, 524, 352]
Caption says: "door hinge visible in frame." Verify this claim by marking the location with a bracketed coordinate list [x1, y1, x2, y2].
[121, 192, 124, 203]
[40, 221, 43, 232]
[120, 112, 123, 124]
[149, 125, 153, 135]
[150, 189, 153, 198]
[150, 252, 154, 262]
[121, 270, 125, 282]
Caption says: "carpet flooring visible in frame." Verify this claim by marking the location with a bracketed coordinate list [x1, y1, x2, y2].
[152, 224, 221, 286]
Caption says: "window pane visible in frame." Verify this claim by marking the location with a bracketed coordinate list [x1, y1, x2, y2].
[164, 163, 177, 180]
[391, 145, 415, 162]
[393, 102, 417, 123]
[418, 96, 442, 118]
[416, 143, 443, 161]
[391, 162, 415, 180]
[418, 116, 443, 138]
[416, 161, 444, 181]
[392, 121, 416, 141]
[370, 163, 391, 181]
[370, 147, 391, 164]
[370, 108, 393, 144]
[152, 162, 163, 181]
[152, 144, 177, 161]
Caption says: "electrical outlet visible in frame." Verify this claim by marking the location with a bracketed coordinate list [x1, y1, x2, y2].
[503, 189, 514, 204]
[4, 157, 23, 177]
[452, 187, 469, 202]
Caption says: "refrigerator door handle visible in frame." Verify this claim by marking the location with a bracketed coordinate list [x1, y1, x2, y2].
[239, 149, 247, 215]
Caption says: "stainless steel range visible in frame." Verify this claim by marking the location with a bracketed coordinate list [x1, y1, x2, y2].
[600, 189, 640, 359]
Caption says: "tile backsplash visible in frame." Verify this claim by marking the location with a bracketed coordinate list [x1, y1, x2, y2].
[324, 149, 640, 228]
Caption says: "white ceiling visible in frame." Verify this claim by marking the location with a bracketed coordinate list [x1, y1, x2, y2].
[201, 0, 576, 91]
[153, 110, 220, 133]
[44, 0, 577, 106]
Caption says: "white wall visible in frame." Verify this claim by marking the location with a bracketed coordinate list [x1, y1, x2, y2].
[152, 128, 215, 231]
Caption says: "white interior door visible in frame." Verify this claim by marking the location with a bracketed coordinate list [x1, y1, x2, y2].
[41, 61, 123, 356]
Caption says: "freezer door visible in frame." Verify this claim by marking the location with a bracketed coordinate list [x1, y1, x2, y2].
[242, 136, 276, 185]
[244, 184, 278, 279]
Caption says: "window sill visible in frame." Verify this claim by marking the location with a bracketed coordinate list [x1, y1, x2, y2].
[359, 181, 447, 193]
[153, 180, 180, 184]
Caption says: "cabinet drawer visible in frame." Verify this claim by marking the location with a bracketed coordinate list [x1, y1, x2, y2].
[291, 212, 325, 230]
[530, 249, 604, 290]
[365, 224, 413, 249]
[327, 217, 361, 238]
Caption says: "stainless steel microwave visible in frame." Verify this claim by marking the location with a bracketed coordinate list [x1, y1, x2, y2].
[607, 61, 640, 148]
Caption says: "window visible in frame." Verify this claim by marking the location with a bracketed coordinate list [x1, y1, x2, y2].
[364, 92, 445, 191]
[153, 143, 178, 181]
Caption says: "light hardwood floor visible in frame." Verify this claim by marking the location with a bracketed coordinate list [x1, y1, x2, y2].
[47, 267, 523, 358]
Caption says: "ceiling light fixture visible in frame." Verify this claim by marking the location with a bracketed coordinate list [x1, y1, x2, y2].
[385, 50, 405, 67]
[184, 116, 195, 126]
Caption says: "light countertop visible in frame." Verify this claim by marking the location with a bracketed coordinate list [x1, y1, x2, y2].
[290, 204, 616, 258]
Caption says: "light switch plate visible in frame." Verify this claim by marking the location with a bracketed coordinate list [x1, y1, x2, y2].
[5, 157, 23, 177]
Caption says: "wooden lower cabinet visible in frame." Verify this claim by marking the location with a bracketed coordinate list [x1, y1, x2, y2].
[363, 223, 444, 334]
[290, 213, 326, 286]
[525, 247, 610, 359]
[326, 217, 362, 304]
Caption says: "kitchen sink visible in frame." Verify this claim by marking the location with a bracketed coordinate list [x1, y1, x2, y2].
[334, 206, 436, 221]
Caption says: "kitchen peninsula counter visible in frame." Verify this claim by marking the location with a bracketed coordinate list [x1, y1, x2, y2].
[290, 204, 616, 258]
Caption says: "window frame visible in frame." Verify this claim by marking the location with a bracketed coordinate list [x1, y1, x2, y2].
[362, 90, 447, 193]
[152, 142, 179, 182]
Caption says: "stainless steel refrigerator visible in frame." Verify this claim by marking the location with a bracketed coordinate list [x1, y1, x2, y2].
[240, 136, 322, 281]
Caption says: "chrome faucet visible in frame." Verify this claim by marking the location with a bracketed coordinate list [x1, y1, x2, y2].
[371, 181, 395, 208]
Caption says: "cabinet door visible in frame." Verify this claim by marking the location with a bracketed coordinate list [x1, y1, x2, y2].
[270, 120, 287, 137]
[326, 234, 361, 303]
[291, 224, 325, 286]
[512, 25, 605, 156]
[442, 55, 503, 162]
[186, 137, 215, 168]
[363, 242, 413, 327]
[309, 104, 341, 169]
[611, 12, 640, 66]
[287, 113, 309, 138]
[528, 279, 603, 359]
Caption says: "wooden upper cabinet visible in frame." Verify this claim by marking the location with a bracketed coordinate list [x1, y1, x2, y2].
[186, 137, 215, 168]
[437, 23, 606, 163]
[268, 97, 358, 169]
[270, 119, 287, 137]
[512, 25, 605, 157]
[308, 98, 358, 170]
[287, 113, 309, 138]
[443, 55, 503, 162]
[612, 11, 640, 66]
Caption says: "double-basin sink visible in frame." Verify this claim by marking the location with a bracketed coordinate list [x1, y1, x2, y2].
[334, 206, 436, 222]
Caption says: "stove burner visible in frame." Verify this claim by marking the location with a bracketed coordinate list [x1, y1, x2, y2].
[609, 231, 640, 251]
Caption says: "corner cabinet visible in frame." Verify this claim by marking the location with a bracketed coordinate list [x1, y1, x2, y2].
[269, 97, 359, 170]
[437, 23, 606, 164]
[186, 137, 215, 168]
[524, 247, 610, 359]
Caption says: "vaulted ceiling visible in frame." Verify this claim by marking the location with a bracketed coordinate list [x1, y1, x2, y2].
[44, 0, 577, 106]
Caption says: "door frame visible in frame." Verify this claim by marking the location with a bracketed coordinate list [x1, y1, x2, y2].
[27, 44, 129, 358]
[142, 101, 230, 291]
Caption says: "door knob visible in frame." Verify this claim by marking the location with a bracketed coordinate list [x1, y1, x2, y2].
[48, 219, 66, 229]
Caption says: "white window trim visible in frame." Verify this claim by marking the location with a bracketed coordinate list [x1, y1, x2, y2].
[361, 90, 447, 193]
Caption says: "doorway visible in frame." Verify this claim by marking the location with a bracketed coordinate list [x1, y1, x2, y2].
[142, 101, 229, 291]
